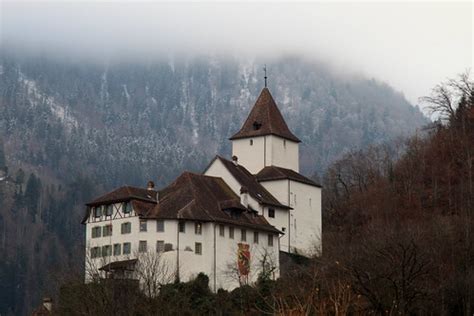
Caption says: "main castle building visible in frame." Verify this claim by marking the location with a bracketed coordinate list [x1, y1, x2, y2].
[82, 86, 322, 291]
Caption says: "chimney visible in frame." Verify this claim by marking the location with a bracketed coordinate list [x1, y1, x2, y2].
[147, 181, 155, 190]
[240, 186, 249, 207]
[232, 155, 238, 166]
[43, 297, 52, 312]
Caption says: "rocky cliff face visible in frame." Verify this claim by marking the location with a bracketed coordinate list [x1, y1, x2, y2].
[0, 53, 427, 314]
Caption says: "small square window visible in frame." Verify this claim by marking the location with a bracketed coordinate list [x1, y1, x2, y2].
[179, 221, 186, 233]
[102, 224, 112, 237]
[268, 208, 275, 218]
[195, 222, 202, 235]
[140, 219, 147, 232]
[282, 227, 286, 232]
[121, 222, 131, 234]
[195, 242, 202, 255]
[157, 220, 165, 232]
[113, 243, 121, 256]
[156, 240, 165, 253]
[123, 242, 131, 255]
[91, 247, 100, 258]
[241, 229, 247, 242]
[254, 231, 259, 244]
[268, 234, 274, 247]
[139, 240, 147, 253]
[219, 225, 225, 237]
[102, 245, 111, 257]
[92, 226, 101, 238]
[229, 227, 234, 239]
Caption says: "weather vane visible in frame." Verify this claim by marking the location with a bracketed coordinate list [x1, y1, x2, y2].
[263, 64, 267, 88]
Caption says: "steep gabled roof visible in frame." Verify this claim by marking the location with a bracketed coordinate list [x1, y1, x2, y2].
[230, 87, 301, 142]
[209, 156, 291, 209]
[146, 172, 280, 233]
[86, 186, 157, 206]
[256, 166, 322, 188]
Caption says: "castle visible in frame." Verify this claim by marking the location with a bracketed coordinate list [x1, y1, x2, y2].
[82, 86, 322, 291]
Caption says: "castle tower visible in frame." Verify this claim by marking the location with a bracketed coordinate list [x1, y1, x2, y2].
[229, 88, 300, 174]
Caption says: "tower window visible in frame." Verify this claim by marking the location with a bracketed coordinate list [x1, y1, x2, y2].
[283, 139, 286, 148]
[179, 221, 186, 233]
[195, 222, 202, 235]
[250, 139, 253, 146]
[268, 208, 275, 218]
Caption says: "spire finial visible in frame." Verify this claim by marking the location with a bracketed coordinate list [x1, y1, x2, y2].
[263, 64, 267, 88]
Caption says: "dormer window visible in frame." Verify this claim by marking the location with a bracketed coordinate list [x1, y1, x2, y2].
[105, 205, 113, 216]
[94, 206, 102, 218]
[252, 121, 262, 130]
[123, 202, 132, 214]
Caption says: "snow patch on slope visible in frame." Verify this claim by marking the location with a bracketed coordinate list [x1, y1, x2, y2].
[19, 71, 78, 130]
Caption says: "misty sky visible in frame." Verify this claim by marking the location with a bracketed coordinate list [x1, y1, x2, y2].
[1, 1, 472, 111]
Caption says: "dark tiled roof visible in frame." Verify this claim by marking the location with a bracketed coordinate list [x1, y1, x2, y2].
[86, 186, 157, 206]
[146, 172, 280, 233]
[211, 156, 291, 209]
[256, 166, 322, 187]
[230, 88, 301, 142]
[99, 259, 138, 271]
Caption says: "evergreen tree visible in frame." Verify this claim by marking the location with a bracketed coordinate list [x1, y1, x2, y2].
[24, 173, 41, 222]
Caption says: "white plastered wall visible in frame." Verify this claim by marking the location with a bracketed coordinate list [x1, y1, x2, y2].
[231, 135, 299, 174]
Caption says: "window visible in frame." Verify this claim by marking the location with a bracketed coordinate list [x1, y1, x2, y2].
[91, 247, 100, 258]
[282, 227, 286, 232]
[121, 222, 131, 234]
[229, 227, 234, 239]
[139, 241, 147, 253]
[91, 226, 101, 238]
[219, 225, 225, 237]
[253, 231, 259, 244]
[113, 243, 121, 256]
[241, 229, 247, 242]
[179, 221, 186, 233]
[195, 222, 202, 235]
[268, 234, 274, 247]
[283, 139, 286, 148]
[157, 220, 164, 232]
[268, 208, 275, 218]
[123, 202, 132, 214]
[156, 240, 165, 253]
[105, 204, 113, 216]
[94, 206, 102, 218]
[102, 245, 111, 257]
[250, 139, 253, 146]
[195, 242, 202, 255]
[140, 219, 147, 232]
[123, 242, 131, 255]
[102, 224, 112, 237]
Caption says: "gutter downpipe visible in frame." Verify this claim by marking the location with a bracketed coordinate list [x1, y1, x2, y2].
[288, 180, 291, 253]
[176, 221, 180, 282]
[213, 223, 217, 292]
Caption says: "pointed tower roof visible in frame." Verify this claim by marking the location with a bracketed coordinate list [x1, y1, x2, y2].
[230, 88, 301, 142]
